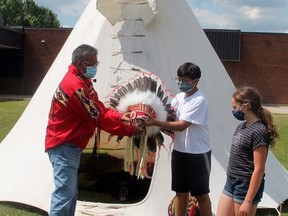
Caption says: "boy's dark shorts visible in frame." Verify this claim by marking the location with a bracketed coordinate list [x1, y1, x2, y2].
[171, 150, 211, 196]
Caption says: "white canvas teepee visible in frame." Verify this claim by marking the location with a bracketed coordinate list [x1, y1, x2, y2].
[0, 0, 287, 215]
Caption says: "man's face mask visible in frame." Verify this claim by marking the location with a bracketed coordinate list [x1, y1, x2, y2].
[84, 66, 97, 79]
[81, 60, 99, 79]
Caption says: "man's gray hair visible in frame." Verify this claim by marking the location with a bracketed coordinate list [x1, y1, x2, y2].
[72, 44, 98, 64]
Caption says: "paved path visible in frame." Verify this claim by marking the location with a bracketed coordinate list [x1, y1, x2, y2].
[263, 104, 288, 115]
[0, 94, 32, 101]
[0, 94, 287, 114]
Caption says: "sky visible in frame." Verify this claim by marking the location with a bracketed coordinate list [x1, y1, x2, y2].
[34, 0, 288, 33]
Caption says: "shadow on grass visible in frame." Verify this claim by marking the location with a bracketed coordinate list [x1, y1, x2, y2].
[257, 200, 288, 216]
[0, 201, 48, 216]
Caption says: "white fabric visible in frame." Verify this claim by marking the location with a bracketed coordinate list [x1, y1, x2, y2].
[97, 0, 157, 26]
[0, 0, 287, 215]
[172, 91, 210, 154]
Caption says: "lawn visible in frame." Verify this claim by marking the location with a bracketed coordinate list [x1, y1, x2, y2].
[0, 100, 287, 215]
[0, 99, 30, 141]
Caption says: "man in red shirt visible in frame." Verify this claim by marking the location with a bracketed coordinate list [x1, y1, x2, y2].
[45, 44, 143, 216]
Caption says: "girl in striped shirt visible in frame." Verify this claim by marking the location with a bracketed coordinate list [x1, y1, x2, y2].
[217, 86, 279, 216]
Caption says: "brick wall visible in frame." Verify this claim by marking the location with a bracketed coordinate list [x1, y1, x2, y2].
[0, 28, 72, 95]
[223, 33, 288, 104]
[23, 28, 72, 94]
[0, 29, 287, 104]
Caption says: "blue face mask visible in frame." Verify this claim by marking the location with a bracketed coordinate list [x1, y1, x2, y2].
[178, 82, 193, 93]
[232, 110, 245, 121]
[84, 66, 97, 79]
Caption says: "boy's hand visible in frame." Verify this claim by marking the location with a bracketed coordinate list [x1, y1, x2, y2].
[132, 124, 144, 135]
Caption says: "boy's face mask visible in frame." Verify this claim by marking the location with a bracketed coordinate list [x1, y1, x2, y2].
[178, 82, 193, 93]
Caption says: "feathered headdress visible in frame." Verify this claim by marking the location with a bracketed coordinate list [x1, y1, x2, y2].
[109, 72, 175, 179]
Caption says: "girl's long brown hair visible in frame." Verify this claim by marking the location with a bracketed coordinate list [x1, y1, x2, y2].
[233, 86, 279, 147]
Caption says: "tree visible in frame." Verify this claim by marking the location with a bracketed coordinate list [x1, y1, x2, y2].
[0, 0, 60, 27]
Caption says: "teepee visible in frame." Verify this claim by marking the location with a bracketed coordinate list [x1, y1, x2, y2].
[0, 0, 287, 215]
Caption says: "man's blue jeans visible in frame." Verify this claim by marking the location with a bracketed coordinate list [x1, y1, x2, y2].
[47, 142, 82, 216]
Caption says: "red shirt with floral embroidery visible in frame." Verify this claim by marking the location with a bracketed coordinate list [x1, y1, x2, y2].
[45, 64, 133, 151]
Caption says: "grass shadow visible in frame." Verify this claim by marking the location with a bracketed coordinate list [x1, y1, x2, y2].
[0, 201, 48, 216]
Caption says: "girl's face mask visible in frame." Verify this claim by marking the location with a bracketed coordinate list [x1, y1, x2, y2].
[232, 104, 247, 121]
[232, 109, 245, 121]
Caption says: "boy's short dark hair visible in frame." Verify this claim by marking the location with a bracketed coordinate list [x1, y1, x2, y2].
[177, 62, 201, 80]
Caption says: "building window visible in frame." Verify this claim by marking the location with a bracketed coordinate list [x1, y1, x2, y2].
[204, 29, 241, 61]
[0, 49, 23, 78]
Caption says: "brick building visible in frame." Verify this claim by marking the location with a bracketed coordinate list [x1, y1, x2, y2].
[0, 27, 72, 95]
[0, 27, 287, 104]
[222, 32, 288, 104]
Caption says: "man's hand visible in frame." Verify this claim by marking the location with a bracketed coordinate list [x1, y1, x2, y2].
[121, 112, 131, 122]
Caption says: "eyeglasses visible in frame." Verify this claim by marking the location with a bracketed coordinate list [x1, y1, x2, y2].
[175, 77, 192, 84]
[83, 60, 100, 67]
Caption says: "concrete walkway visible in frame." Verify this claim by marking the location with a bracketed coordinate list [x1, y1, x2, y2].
[0, 94, 32, 101]
[0, 94, 288, 114]
[263, 104, 288, 115]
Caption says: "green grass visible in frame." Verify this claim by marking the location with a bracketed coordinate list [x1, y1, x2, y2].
[0, 100, 287, 215]
[0, 99, 30, 142]
[271, 114, 288, 170]
[0, 202, 47, 216]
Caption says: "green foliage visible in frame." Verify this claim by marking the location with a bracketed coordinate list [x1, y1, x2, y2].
[0, 0, 60, 27]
